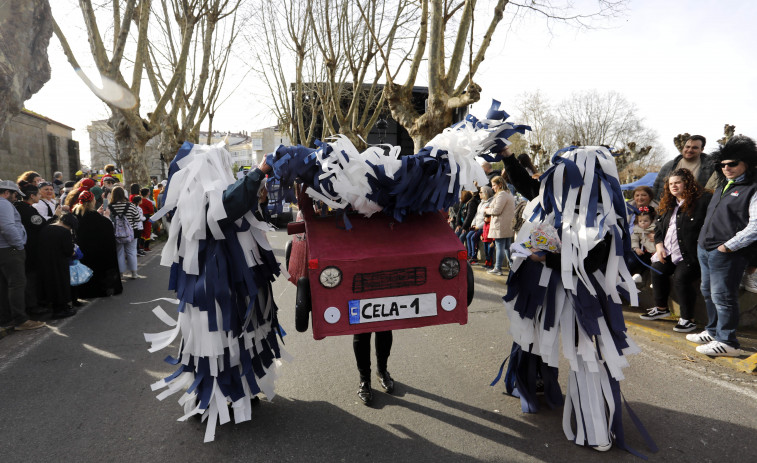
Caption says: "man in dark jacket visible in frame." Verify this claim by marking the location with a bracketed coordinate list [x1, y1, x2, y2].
[689, 136, 757, 356]
[14, 184, 48, 316]
[651, 135, 714, 200]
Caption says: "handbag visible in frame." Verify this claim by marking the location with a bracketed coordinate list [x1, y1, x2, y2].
[70, 260, 94, 286]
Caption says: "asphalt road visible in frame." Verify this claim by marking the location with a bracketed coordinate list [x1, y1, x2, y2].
[1, 227, 756, 463]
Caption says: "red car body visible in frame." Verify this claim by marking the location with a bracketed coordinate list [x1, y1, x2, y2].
[288, 190, 471, 340]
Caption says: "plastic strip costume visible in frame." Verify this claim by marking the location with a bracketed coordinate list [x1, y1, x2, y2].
[265, 100, 530, 221]
[144, 142, 291, 442]
[495, 146, 657, 457]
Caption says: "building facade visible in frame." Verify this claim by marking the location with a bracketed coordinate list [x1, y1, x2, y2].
[0, 109, 80, 181]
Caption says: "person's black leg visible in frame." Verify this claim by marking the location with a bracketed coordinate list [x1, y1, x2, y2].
[353, 332, 373, 404]
[375, 330, 394, 393]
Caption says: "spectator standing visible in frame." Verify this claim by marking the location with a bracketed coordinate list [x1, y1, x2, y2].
[690, 136, 757, 356]
[99, 164, 117, 186]
[72, 191, 123, 298]
[0, 181, 44, 330]
[138, 188, 155, 251]
[109, 186, 144, 279]
[651, 135, 714, 200]
[639, 169, 711, 333]
[52, 171, 64, 196]
[33, 181, 59, 222]
[17, 171, 42, 186]
[37, 213, 78, 319]
[481, 162, 501, 187]
[131, 195, 147, 256]
[14, 183, 48, 316]
[453, 190, 473, 239]
[461, 188, 481, 245]
[485, 175, 515, 276]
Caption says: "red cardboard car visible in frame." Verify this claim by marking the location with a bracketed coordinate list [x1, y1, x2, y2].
[287, 188, 473, 340]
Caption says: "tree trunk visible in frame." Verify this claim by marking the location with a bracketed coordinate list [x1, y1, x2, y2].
[108, 112, 150, 186]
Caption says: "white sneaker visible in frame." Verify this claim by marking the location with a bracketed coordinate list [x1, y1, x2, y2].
[696, 340, 744, 357]
[685, 330, 714, 344]
[632, 274, 643, 284]
[743, 271, 757, 294]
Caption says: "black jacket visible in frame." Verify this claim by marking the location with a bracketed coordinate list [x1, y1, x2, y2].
[502, 155, 540, 200]
[654, 192, 711, 268]
[462, 195, 480, 230]
[14, 201, 47, 271]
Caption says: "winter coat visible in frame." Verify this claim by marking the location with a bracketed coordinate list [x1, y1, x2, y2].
[631, 223, 656, 253]
[485, 190, 515, 239]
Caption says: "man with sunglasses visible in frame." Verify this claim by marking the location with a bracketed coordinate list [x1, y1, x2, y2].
[691, 135, 757, 356]
[651, 135, 714, 200]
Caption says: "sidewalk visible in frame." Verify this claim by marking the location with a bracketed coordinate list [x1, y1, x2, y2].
[473, 263, 757, 375]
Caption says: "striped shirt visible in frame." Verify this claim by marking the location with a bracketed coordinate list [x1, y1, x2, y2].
[109, 201, 141, 229]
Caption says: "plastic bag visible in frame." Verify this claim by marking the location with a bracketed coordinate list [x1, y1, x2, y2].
[70, 260, 94, 286]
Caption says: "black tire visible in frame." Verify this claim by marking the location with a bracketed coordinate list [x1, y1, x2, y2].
[285, 240, 292, 270]
[466, 261, 475, 306]
[276, 211, 293, 228]
[295, 276, 311, 332]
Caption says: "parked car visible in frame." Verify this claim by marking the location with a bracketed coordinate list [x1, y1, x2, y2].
[286, 187, 473, 340]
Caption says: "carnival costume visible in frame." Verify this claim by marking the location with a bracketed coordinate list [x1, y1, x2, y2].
[144, 142, 290, 442]
[496, 146, 656, 456]
[142, 100, 528, 440]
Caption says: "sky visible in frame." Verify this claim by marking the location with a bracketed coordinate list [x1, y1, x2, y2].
[27, 0, 757, 168]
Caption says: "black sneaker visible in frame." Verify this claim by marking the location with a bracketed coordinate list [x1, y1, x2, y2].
[673, 320, 697, 333]
[357, 381, 372, 405]
[376, 370, 395, 394]
[640, 307, 671, 320]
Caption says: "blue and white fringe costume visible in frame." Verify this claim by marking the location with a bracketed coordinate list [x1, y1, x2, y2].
[144, 142, 291, 443]
[265, 100, 529, 222]
[498, 146, 657, 456]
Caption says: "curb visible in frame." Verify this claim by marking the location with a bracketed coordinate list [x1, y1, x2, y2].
[625, 320, 757, 375]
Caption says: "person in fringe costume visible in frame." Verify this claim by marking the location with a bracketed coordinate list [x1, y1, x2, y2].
[492, 146, 657, 456]
[144, 143, 291, 443]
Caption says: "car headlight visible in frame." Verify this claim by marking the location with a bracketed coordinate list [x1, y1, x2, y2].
[439, 257, 460, 279]
[319, 266, 342, 288]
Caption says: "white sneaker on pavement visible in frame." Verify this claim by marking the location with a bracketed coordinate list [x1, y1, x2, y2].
[685, 330, 714, 344]
[695, 340, 744, 357]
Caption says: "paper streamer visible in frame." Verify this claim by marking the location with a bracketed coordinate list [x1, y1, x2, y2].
[144, 142, 288, 442]
[265, 100, 530, 222]
[494, 146, 654, 456]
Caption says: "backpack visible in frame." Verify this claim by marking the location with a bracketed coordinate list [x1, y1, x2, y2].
[110, 204, 134, 243]
[511, 199, 528, 233]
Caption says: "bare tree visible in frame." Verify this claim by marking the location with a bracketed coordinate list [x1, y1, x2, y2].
[247, 0, 416, 149]
[374, 0, 628, 150]
[52, 0, 240, 185]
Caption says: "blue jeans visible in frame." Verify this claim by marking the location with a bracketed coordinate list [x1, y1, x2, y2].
[697, 245, 748, 348]
[494, 238, 511, 271]
[465, 229, 483, 259]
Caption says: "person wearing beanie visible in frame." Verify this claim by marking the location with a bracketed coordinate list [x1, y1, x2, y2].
[690, 135, 757, 357]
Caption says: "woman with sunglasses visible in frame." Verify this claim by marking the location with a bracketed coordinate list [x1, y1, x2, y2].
[640, 168, 711, 334]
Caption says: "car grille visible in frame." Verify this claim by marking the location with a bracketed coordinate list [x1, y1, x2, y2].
[352, 267, 427, 293]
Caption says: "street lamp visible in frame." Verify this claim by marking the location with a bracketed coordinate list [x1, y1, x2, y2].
[376, 118, 388, 144]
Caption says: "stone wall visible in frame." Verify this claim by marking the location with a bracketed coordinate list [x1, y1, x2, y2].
[0, 111, 79, 182]
[0, 112, 47, 180]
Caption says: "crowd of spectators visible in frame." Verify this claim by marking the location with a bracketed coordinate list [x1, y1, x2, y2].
[457, 136, 757, 358]
[0, 167, 164, 333]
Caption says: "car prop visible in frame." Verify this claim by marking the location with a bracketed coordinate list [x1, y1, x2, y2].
[270, 100, 529, 338]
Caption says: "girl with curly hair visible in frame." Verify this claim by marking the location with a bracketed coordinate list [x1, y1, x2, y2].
[640, 168, 711, 333]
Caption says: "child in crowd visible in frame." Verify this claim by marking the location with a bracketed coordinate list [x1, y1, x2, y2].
[630, 206, 656, 283]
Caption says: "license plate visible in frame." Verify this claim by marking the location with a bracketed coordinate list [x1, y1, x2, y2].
[348, 293, 437, 325]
